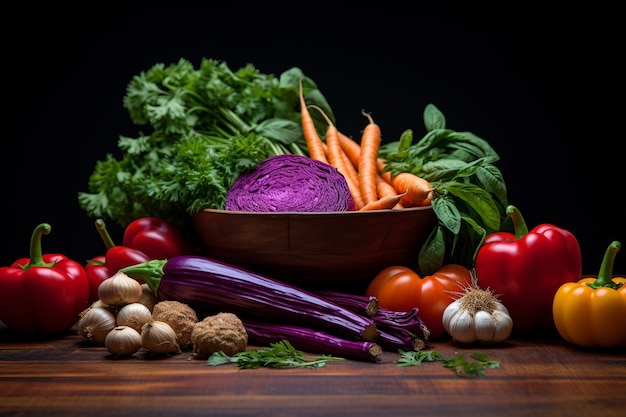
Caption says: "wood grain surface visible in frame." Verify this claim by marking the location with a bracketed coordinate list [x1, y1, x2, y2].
[1, 322, 625, 417]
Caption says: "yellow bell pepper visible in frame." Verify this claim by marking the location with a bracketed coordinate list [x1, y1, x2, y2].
[553, 241, 626, 348]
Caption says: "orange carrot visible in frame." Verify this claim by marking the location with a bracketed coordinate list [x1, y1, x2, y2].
[299, 78, 328, 164]
[338, 151, 365, 209]
[308, 105, 365, 210]
[358, 111, 382, 205]
[379, 169, 433, 207]
[359, 192, 406, 211]
[339, 130, 402, 208]
[338, 131, 361, 169]
[376, 174, 403, 209]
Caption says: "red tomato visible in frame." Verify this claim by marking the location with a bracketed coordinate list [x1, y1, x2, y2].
[365, 264, 472, 338]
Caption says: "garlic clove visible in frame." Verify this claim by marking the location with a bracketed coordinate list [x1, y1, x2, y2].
[139, 283, 158, 312]
[116, 302, 152, 333]
[104, 326, 142, 356]
[141, 320, 181, 354]
[491, 309, 514, 343]
[77, 306, 117, 344]
[448, 309, 475, 344]
[97, 271, 143, 307]
[474, 310, 496, 343]
[442, 299, 461, 331]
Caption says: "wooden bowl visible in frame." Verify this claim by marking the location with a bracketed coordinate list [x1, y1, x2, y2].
[191, 207, 437, 292]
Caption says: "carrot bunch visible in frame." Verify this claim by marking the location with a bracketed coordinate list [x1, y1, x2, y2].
[299, 79, 433, 211]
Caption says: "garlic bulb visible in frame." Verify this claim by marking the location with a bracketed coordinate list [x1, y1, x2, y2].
[77, 305, 117, 344]
[139, 283, 158, 312]
[442, 275, 513, 344]
[141, 320, 181, 354]
[104, 326, 142, 356]
[97, 271, 143, 307]
[116, 302, 152, 333]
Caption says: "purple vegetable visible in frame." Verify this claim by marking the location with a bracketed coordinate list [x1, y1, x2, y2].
[314, 292, 430, 351]
[243, 319, 383, 363]
[121, 256, 379, 342]
[314, 290, 379, 317]
[225, 154, 356, 212]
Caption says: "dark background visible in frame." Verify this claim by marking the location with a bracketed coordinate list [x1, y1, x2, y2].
[3, 2, 624, 275]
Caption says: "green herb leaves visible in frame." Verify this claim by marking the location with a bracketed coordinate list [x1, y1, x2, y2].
[206, 340, 344, 369]
[379, 104, 510, 274]
[397, 350, 501, 377]
[78, 58, 334, 237]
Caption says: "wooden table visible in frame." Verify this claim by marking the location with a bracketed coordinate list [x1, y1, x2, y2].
[1, 321, 624, 417]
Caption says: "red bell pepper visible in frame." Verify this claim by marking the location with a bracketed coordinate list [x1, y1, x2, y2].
[474, 205, 582, 334]
[122, 217, 196, 259]
[84, 254, 109, 303]
[0, 223, 90, 336]
[85, 218, 196, 300]
[85, 219, 152, 300]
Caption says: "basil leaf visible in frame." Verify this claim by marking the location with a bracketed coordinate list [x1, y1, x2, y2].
[444, 182, 501, 232]
[423, 103, 446, 131]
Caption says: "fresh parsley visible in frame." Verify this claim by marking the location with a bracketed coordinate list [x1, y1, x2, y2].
[397, 349, 501, 377]
[78, 58, 335, 239]
[206, 340, 345, 369]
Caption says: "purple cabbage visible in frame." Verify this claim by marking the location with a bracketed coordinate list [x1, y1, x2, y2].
[225, 154, 356, 212]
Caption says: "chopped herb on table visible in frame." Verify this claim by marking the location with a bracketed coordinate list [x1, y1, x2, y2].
[397, 350, 501, 377]
[206, 340, 345, 369]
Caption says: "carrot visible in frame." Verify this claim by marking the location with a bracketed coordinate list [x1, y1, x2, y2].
[339, 131, 402, 208]
[379, 168, 433, 207]
[339, 151, 365, 209]
[298, 78, 328, 164]
[357, 111, 382, 205]
[338, 131, 361, 169]
[376, 174, 403, 209]
[308, 105, 365, 210]
[359, 192, 406, 211]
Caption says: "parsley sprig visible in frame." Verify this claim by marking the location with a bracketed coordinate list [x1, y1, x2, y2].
[397, 350, 501, 377]
[206, 340, 345, 369]
[78, 58, 334, 238]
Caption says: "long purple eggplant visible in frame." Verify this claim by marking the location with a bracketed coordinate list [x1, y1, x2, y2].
[243, 319, 383, 363]
[121, 256, 380, 342]
[313, 290, 379, 317]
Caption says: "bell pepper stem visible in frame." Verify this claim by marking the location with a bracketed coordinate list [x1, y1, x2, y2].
[506, 205, 529, 239]
[19, 223, 55, 270]
[120, 259, 167, 296]
[588, 241, 622, 290]
[95, 219, 116, 250]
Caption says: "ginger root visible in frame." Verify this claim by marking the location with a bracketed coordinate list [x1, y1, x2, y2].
[191, 312, 248, 359]
[151, 300, 198, 348]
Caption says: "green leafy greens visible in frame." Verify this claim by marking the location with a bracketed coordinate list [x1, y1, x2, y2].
[397, 349, 501, 377]
[78, 58, 334, 238]
[206, 340, 344, 369]
[379, 104, 512, 274]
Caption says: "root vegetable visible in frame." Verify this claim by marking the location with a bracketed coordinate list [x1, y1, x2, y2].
[151, 300, 198, 348]
[191, 313, 248, 359]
